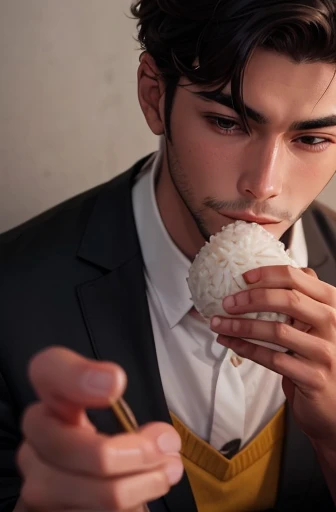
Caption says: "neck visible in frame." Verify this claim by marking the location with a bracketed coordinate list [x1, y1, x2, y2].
[155, 150, 205, 261]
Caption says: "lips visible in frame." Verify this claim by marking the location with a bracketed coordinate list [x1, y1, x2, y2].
[221, 212, 281, 225]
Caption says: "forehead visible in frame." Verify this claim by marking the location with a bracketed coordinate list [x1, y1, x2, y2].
[236, 48, 336, 123]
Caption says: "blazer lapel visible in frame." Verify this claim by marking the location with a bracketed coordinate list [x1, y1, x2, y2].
[275, 403, 317, 511]
[76, 163, 335, 512]
[76, 159, 197, 512]
[275, 204, 336, 511]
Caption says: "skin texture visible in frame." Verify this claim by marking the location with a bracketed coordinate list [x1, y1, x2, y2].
[137, 49, 336, 502]
[17, 49, 336, 509]
[16, 348, 184, 511]
[138, 49, 336, 259]
[212, 265, 336, 503]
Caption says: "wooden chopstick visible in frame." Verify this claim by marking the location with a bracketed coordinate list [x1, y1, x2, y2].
[109, 397, 150, 512]
[109, 397, 139, 432]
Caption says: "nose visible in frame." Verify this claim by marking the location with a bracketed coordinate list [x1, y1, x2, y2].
[237, 138, 284, 201]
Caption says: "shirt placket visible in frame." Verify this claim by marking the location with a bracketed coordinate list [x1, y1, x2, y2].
[209, 352, 246, 452]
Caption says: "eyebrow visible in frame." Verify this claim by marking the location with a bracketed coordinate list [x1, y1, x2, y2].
[195, 90, 336, 131]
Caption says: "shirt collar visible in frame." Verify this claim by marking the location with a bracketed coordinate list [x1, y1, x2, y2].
[287, 218, 308, 268]
[132, 147, 309, 329]
[132, 149, 194, 329]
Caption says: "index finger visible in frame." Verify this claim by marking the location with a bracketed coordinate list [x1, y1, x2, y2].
[28, 346, 127, 423]
[21, 402, 181, 477]
[243, 265, 336, 308]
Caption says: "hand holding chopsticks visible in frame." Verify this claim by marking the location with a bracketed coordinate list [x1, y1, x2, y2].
[17, 347, 184, 511]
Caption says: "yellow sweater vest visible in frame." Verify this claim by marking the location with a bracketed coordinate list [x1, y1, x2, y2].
[171, 405, 285, 512]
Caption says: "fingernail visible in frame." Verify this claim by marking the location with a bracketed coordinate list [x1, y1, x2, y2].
[223, 296, 235, 310]
[165, 460, 184, 485]
[157, 432, 182, 454]
[244, 268, 260, 283]
[81, 370, 115, 395]
[211, 317, 221, 328]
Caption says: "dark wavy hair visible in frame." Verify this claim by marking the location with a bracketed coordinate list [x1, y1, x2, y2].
[131, 0, 336, 138]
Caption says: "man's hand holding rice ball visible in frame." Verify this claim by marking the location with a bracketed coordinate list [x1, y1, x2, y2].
[188, 220, 336, 459]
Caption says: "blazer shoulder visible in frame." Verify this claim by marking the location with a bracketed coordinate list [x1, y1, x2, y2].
[0, 180, 110, 280]
[314, 201, 336, 224]
[315, 201, 336, 223]
[0, 159, 142, 258]
[1, 182, 103, 245]
[0, 154, 149, 255]
[0, 163, 138, 290]
[308, 200, 336, 257]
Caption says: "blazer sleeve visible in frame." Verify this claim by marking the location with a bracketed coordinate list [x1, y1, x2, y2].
[0, 371, 22, 512]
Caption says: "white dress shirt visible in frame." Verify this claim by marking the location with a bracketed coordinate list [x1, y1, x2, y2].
[132, 149, 308, 452]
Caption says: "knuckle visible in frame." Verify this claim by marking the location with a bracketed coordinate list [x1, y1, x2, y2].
[271, 351, 286, 373]
[150, 471, 171, 497]
[258, 266, 267, 279]
[27, 348, 51, 382]
[105, 479, 132, 510]
[319, 344, 334, 369]
[330, 289, 336, 308]
[251, 288, 268, 303]
[287, 290, 301, 308]
[243, 321, 254, 337]
[286, 265, 297, 280]
[106, 471, 169, 510]
[137, 435, 157, 463]
[274, 321, 290, 342]
[94, 440, 116, 475]
[325, 308, 336, 329]
[140, 471, 170, 502]
[21, 402, 43, 437]
[95, 435, 154, 475]
[95, 439, 128, 476]
[311, 368, 328, 392]
[16, 442, 35, 476]
[303, 267, 318, 278]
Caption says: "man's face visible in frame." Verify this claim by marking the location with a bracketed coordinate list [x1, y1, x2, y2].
[165, 49, 336, 240]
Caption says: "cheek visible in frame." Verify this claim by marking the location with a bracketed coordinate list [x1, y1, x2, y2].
[171, 114, 242, 193]
[287, 156, 335, 202]
[176, 138, 240, 197]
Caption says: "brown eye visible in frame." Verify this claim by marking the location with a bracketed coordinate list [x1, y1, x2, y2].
[298, 136, 327, 145]
[294, 134, 332, 152]
[206, 116, 243, 134]
[215, 118, 238, 130]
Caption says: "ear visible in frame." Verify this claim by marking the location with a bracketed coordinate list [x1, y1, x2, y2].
[137, 53, 166, 136]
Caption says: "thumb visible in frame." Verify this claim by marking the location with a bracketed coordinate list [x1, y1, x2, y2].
[301, 267, 318, 279]
[28, 346, 127, 425]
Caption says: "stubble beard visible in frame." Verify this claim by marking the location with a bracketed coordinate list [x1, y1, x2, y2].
[164, 140, 310, 245]
[165, 141, 212, 242]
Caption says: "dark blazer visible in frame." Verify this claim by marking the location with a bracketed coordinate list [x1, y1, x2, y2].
[1, 156, 336, 512]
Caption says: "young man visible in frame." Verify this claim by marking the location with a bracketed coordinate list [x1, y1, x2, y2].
[1, 0, 336, 511]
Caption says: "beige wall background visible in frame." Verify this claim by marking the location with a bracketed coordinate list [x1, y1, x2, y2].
[0, 0, 335, 233]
